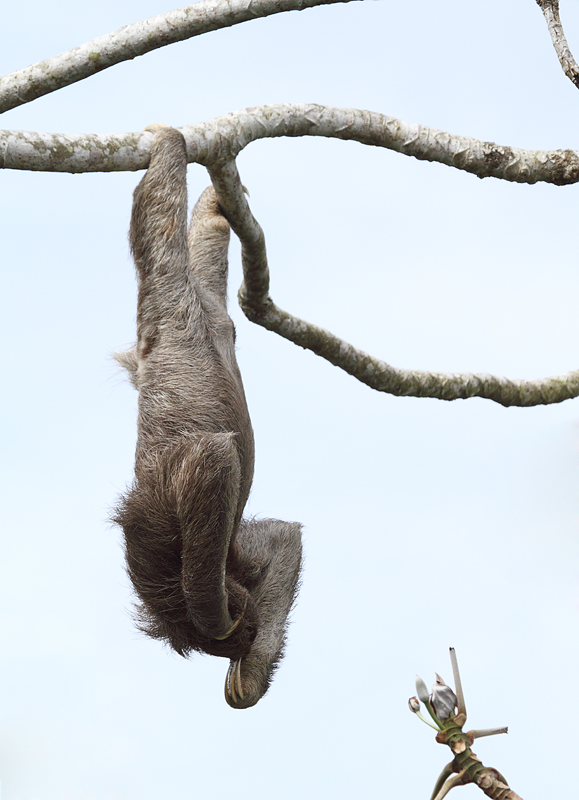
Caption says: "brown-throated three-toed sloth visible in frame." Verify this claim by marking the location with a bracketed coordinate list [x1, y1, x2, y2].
[113, 125, 302, 708]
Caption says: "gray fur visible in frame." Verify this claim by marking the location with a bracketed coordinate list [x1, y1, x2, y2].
[113, 127, 302, 708]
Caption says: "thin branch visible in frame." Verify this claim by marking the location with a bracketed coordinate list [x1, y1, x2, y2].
[468, 728, 508, 740]
[2, 104, 579, 186]
[536, 0, 579, 89]
[208, 152, 579, 407]
[430, 762, 455, 800]
[432, 769, 469, 800]
[0, 0, 355, 115]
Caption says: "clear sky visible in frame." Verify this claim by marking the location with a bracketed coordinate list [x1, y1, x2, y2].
[1, 1, 578, 798]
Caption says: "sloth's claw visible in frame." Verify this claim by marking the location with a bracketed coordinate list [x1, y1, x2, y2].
[224, 659, 245, 706]
[235, 659, 245, 700]
[214, 614, 242, 640]
[214, 595, 248, 640]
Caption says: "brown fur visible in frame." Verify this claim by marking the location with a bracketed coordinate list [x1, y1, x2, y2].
[113, 127, 302, 707]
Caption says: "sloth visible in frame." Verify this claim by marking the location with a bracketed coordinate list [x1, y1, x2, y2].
[114, 125, 302, 708]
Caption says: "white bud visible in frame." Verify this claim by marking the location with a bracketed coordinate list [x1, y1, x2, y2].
[415, 675, 430, 704]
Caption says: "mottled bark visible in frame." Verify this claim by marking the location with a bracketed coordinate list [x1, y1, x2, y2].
[208, 157, 579, 407]
[3, 104, 579, 185]
[0, 0, 356, 114]
[536, 0, 579, 89]
[2, 2, 577, 405]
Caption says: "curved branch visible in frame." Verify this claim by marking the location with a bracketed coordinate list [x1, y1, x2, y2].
[209, 157, 579, 407]
[0, 0, 354, 114]
[536, 0, 579, 89]
[2, 104, 579, 186]
[185, 104, 579, 184]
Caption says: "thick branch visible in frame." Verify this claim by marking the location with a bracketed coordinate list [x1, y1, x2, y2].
[210, 154, 579, 407]
[536, 0, 579, 89]
[2, 104, 579, 186]
[0, 0, 354, 114]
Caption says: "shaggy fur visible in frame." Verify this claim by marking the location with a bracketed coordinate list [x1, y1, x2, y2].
[114, 127, 302, 707]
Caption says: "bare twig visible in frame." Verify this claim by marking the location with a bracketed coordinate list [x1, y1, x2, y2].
[0, 0, 355, 114]
[468, 728, 509, 740]
[536, 0, 579, 89]
[430, 762, 455, 800]
[432, 768, 469, 800]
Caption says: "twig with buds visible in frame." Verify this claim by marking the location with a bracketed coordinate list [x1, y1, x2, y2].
[408, 648, 522, 800]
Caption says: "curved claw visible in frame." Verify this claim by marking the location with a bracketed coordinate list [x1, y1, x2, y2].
[225, 659, 245, 706]
[214, 595, 248, 640]
[214, 615, 242, 640]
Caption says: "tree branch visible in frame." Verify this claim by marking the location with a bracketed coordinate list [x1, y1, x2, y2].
[0, 0, 355, 114]
[431, 769, 469, 800]
[208, 152, 579, 407]
[3, 103, 579, 186]
[536, 0, 579, 89]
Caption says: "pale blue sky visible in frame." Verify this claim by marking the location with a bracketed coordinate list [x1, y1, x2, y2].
[1, 2, 578, 798]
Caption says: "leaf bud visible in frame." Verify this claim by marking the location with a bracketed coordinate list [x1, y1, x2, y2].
[415, 675, 430, 704]
[408, 696, 420, 713]
[431, 673, 457, 719]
